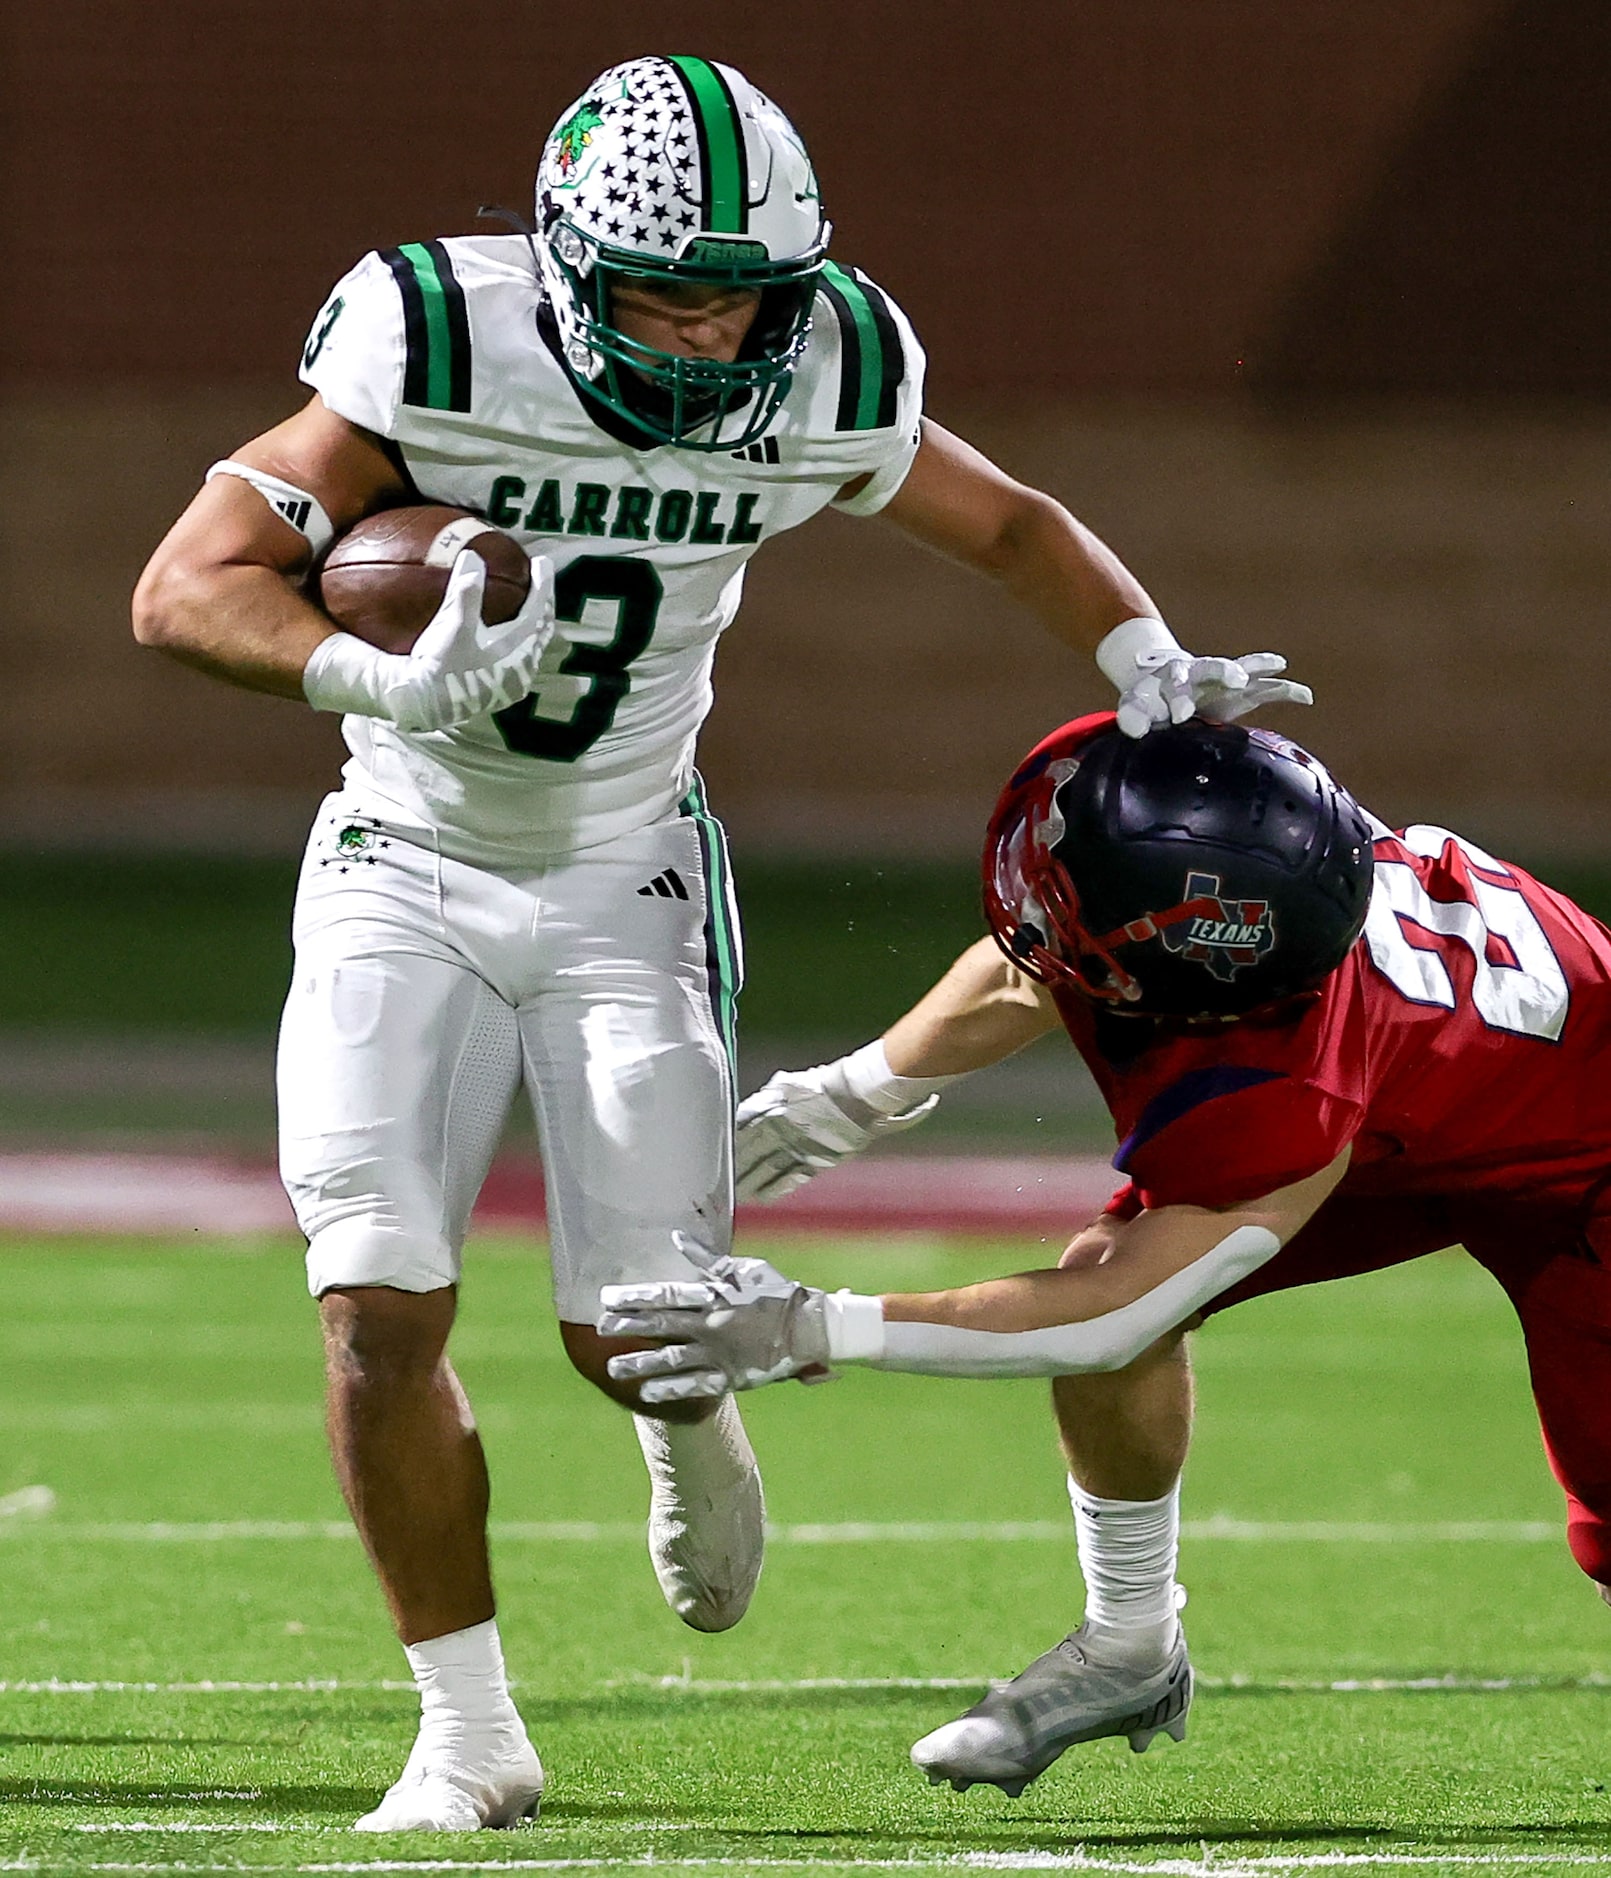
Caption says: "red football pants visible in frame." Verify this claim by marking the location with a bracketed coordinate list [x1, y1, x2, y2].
[1205, 1190, 1611, 1585]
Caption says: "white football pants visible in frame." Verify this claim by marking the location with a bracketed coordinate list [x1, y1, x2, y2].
[276, 790, 742, 1320]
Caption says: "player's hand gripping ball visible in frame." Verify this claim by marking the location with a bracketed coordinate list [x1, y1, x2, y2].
[318, 506, 533, 655]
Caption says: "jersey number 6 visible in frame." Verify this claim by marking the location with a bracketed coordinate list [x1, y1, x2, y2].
[493, 556, 663, 763]
[1364, 827, 1570, 1042]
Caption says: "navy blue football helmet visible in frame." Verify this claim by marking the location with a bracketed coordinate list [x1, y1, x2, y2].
[984, 713, 1374, 1019]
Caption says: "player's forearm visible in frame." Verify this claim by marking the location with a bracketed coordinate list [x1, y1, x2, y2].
[993, 491, 1160, 657]
[848, 1154, 1351, 1376]
[851, 1222, 1279, 1378]
[881, 1202, 1252, 1335]
[134, 554, 332, 701]
[883, 937, 1059, 1078]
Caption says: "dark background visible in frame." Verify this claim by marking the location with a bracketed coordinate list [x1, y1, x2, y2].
[14, 0, 1611, 397]
[3, 0, 1610, 1110]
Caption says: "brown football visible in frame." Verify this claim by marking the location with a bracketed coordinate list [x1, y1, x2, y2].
[318, 505, 531, 656]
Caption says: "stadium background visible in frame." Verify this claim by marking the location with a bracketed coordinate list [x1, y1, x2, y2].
[2, 0, 1610, 1144]
[7, 7, 1611, 1868]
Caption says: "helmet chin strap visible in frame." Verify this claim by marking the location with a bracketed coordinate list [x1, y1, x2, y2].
[1088, 895, 1226, 952]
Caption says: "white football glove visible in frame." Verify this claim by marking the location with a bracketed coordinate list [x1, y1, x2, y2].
[735, 1062, 939, 1204]
[304, 548, 555, 732]
[599, 1242, 833, 1404]
[1096, 617, 1313, 741]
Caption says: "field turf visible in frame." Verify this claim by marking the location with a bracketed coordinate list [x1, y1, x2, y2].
[1, 1234, 1609, 1876]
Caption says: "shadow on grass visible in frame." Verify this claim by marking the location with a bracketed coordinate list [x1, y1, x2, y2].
[0, 1777, 375, 1816]
[0, 1734, 252, 1749]
[522, 1678, 1611, 1727]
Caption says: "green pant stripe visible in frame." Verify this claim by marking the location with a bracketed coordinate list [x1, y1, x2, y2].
[681, 775, 742, 1080]
[668, 56, 748, 234]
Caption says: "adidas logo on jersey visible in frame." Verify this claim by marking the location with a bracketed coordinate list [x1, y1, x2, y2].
[731, 437, 780, 465]
[637, 869, 689, 901]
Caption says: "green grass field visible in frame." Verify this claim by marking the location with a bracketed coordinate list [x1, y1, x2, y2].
[2, 1235, 1609, 1876]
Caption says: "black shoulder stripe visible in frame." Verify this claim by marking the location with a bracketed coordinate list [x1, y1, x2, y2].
[380, 246, 431, 409]
[817, 271, 865, 432]
[819, 262, 906, 431]
[851, 267, 903, 430]
[379, 241, 473, 414]
[422, 239, 473, 415]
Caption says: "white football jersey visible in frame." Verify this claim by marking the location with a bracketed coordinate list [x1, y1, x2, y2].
[299, 234, 924, 864]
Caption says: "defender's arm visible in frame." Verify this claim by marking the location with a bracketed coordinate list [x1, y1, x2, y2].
[733, 936, 1054, 1203]
[873, 1151, 1348, 1366]
[883, 934, 1060, 1076]
[599, 1151, 1350, 1396]
[132, 397, 403, 698]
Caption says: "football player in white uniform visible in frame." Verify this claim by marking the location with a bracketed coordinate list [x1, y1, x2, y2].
[133, 55, 1308, 1831]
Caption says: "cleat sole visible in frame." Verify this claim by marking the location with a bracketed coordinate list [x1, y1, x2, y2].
[1128, 1714, 1188, 1754]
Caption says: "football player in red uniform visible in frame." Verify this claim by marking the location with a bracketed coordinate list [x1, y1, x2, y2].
[599, 713, 1611, 1797]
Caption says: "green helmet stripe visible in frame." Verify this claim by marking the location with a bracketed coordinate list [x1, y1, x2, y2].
[820, 261, 903, 431]
[668, 55, 748, 233]
[386, 241, 473, 413]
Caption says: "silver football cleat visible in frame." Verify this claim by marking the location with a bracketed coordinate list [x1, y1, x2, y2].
[911, 1623, 1192, 1798]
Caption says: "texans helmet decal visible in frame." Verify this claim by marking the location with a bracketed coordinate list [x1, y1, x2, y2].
[1159, 871, 1278, 982]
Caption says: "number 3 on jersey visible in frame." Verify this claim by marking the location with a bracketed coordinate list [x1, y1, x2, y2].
[1364, 826, 1569, 1041]
[494, 556, 662, 762]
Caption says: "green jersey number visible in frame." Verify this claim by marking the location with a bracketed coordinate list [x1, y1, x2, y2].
[493, 556, 662, 763]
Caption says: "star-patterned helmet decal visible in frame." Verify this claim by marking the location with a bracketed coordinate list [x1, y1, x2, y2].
[539, 60, 705, 258]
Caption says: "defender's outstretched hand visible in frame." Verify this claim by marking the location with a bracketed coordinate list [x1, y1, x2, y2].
[600, 1244, 834, 1404]
[304, 549, 556, 732]
[1097, 618, 1312, 741]
[735, 1062, 939, 1203]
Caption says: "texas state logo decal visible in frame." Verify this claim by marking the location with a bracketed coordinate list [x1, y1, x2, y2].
[1160, 871, 1277, 981]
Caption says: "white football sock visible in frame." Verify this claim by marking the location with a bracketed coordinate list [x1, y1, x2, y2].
[1068, 1478, 1183, 1664]
[403, 1617, 523, 1760]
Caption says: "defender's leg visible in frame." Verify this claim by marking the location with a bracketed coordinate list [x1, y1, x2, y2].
[1487, 1240, 1611, 1596]
[911, 1327, 1194, 1796]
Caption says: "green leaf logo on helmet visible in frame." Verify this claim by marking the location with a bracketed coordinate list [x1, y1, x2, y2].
[535, 56, 831, 452]
[552, 101, 606, 182]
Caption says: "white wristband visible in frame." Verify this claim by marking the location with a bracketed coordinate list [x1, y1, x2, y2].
[302, 630, 394, 717]
[822, 1290, 888, 1364]
[830, 1039, 961, 1117]
[1095, 616, 1183, 689]
[206, 460, 335, 558]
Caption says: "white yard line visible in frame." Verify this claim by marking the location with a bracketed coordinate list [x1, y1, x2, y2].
[23, 1847, 1611, 1874]
[0, 1518, 1565, 1544]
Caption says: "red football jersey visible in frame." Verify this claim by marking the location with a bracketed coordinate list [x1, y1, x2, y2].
[1055, 823, 1611, 1213]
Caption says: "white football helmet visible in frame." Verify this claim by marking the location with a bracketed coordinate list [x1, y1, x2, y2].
[536, 56, 830, 450]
